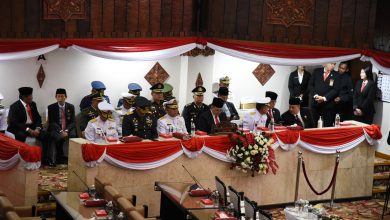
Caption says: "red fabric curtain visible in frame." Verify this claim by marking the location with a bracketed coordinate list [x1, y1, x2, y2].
[67, 37, 198, 52]
[362, 50, 390, 70]
[0, 133, 41, 162]
[0, 40, 60, 53]
[300, 127, 364, 146]
[205, 38, 362, 59]
[274, 130, 300, 144]
[203, 136, 233, 153]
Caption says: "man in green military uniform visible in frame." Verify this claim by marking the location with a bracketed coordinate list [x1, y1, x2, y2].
[79, 93, 103, 134]
[182, 86, 209, 133]
[163, 83, 174, 101]
[150, 83, 166, 120]
[122, 96, 158, 140]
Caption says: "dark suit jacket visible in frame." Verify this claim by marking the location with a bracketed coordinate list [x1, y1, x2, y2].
[225, 102, 239, 120]
[7, 100, 42, 134]
[288, 70, 311, 106]
[196, 110, 227, 134]
[309, 68, 339, 108]
[47, 102, 76, 135]
[268, 108, 281, 124]
[353, 80, 376, 116]
[281, 108, 314, 128]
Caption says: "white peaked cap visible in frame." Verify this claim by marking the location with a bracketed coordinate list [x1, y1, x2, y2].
[256, 97, 271, 104]
[98, 101, 115, 112]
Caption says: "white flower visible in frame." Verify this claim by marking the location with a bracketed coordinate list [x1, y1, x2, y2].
[246, 157, 251, 162]
[259, 164, 263, 169]
[242, 169, 247, 173]
[248, 145, 253, 150]
[259, 140, 264, 145]
[250, 150, 256, 155]
[237, 153, 243, 158]
[241, 147, 245, 151]
[236, 166, 241, 170]
[244, 151, 249, 156]
[254, 144, 259, 150]
[263, 170, 267, 174]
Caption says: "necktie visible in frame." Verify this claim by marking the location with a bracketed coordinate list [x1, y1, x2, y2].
[268, 109, 273, 119]
[61, 107, 66, 130]
[26, 104, 33, 123]
[295, 115, 303, 127]
[214, 115, 220, 124]
[323, 71, 329, 81]
[361, 81, 366, 92]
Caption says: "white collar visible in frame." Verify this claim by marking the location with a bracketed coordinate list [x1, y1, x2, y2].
[19, 99, 27, 106]
[58, 103, 65, 108]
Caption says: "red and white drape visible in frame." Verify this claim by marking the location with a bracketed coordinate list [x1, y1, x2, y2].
[81, 125, 381, 170]
[0, 133, 41, 170]
[0, 38, 389, 73]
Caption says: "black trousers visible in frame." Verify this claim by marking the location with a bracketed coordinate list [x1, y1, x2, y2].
[48, 129, 77, 164]
[13, 126, 49, 162]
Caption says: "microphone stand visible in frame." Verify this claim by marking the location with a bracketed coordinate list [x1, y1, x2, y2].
[182, 164, 211, 197]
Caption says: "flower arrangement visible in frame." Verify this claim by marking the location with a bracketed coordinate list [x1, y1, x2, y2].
[227, 132, 278, 176]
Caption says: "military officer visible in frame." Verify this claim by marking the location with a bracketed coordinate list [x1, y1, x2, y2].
[117, 83, 142, 107]
[163, 83, 174, 101]
[213, 76, 234, 102]
[265, 91, 281, 123]
[182, 86, 209, 133]
[0, 93, 8, 133]
[150, 83, 166, 120]
[242, 97, 271, 131]
[122, 96, 158, 140]
[157, 99, 188, 135]
[80, 81, 110, 111]
[114, 93, 135, 137]
[84, 101, 118, 144]
[79, 93, 104, 133]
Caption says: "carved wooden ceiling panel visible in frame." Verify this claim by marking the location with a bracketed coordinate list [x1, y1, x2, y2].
[265, 0, 314, 27]
[43, 0, 87, 22]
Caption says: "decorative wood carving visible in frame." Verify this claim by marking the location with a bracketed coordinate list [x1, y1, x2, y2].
[182, 46, 215, 57]
[37, 65, 46, 88]
[252, 64, 275, 86]
[195, 73, 203, 86]
[265, 0, 314, 27]
[43, 0, 87, 22]
[144, 62, 170, 86]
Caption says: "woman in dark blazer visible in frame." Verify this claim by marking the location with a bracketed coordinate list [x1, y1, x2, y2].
[288, 66, 311, 107]
[353, 67, 376, 124]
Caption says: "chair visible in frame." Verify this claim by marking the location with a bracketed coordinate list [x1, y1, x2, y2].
[244, 196, 272, 220]
[0, 196, 38, 220]
[215, 176, 228, 207]
[5, 211, 41, 220]
[103, 185, 123, 204]
[127, 210, 156, 220]
[227, 185, 244, 218]
[117, 197, 146, 218]
[95, 176, 112, 196]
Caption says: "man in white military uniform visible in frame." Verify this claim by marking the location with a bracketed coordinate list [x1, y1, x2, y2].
[114, 93, 135, 137]
[0, 93, 8, 133]
[85, 101, 118, 143]
[242, 97, 271, 131]
[157, 99, 189, 136]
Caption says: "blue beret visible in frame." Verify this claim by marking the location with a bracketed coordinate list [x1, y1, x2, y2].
[91, 81, 106, 90]
[128, 83, 142, 91]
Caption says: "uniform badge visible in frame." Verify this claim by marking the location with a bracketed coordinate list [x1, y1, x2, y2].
[146, 117, 153, 127]
[329, 79, 334, 87]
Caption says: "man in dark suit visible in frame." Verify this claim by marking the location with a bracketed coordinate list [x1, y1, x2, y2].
[197, 98, 227, 134]
[47, 89, 77, 166]
[281, 97, 314, 128]
[288, 66, 311, 107]
[7, 87, 49, 160]
[309, 63, 339, 127]
[265, 91, 281, 124]
[218, 87, 239, 120]
[334, 62, 353, 121]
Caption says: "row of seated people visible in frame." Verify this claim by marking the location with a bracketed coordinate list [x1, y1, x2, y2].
[94, 176, 155, 220]
[215, 176, 272, 219]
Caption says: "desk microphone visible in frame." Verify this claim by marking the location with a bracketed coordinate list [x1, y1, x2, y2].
[72, 170, 90, 191]
[181, 164, 211, 197]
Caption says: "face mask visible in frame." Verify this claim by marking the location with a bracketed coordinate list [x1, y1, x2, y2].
[100, 111, 112, 119]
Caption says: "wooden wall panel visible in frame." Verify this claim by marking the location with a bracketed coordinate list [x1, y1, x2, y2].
[0, 0, 384, 51]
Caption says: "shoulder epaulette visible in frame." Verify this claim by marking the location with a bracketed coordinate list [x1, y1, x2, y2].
[108, 118, 115, 122]
[160, 116, 166, 120]
[89, 118, 97, 123]
[126, 111, 134, 115]
[250, 112, 256, 115]
[185, 103, 191, 107]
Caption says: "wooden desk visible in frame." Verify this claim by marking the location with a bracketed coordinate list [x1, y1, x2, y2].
[51, 191, 103, 220]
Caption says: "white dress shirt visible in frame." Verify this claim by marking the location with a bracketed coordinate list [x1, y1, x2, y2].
[157, 114, 188, 135]
[19, 99, 32, 124]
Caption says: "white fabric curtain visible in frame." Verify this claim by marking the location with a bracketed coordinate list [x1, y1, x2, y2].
[0, 45, 59, 61]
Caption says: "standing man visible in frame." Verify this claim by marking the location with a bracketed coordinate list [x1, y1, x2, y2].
[242, 97, 271, 131]
[84, 101, 118, 144]
[79, 93, 104, 133]
[122, 96, 158, 140]
[197, 98, 227, 134]
[80, 81, 110, 111]
[288, 66, 311, 107]
[218, 87, 239, 120]
[0, 93, 7, 133]
[281, 97, 314, 128]
[157, 99, 188, 135]
[334, 62, 353, 121]
[150, 83, 166, 120]
[309, 63, 339, 127]
[265, 91, 281, 123]
[7, 87, 49, 160]
[117, 83, 142, 107]
[47, 88, 77, 166]
[182, 86, 209, 133]
[163, 83, 174, 101]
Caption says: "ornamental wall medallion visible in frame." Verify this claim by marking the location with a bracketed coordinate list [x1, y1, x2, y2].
[252, 64, 275, 86]
[43, 0, 87, 22]
[196, 73, 204, 86]
[265, 0, 314, 27]
[144, 62, 170, 86]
